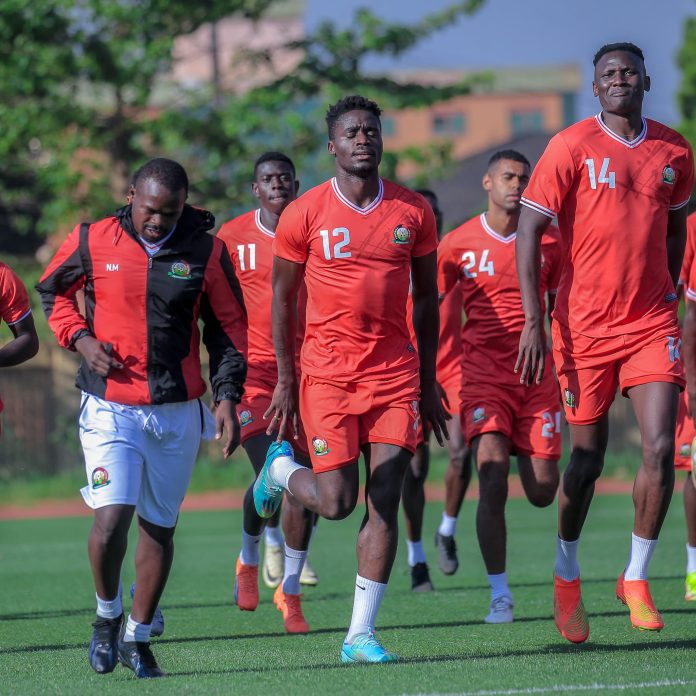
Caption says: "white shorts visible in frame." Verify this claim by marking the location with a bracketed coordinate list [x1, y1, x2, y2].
[79, 393, 217, 528]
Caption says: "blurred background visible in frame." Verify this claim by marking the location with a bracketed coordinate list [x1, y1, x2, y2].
[1, 0, 695, 496]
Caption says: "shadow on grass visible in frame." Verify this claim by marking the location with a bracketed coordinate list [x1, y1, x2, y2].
[4, 607, 696, 656]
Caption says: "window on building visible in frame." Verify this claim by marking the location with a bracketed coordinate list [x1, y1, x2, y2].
[510, 110, 544, 135]
[381, 116, 396, 137]
[432, 113, 466, 135]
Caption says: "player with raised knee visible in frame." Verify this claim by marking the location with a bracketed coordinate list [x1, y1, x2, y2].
[676, 211, 696, 602]
[218, 151, 316, 633]
[253, 95, 448, 663]
[516, 43, 694, 642]
[439, 150, 563, 623]
[402, 189, 472, 590]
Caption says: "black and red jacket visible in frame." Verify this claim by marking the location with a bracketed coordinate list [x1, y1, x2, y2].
[37, 205, 248, 406]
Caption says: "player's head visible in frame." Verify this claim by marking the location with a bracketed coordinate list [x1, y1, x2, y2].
[483, 150, 530, 215]
[415, 188, 444, 239]
[592, 42, 649, 116]
[326, 95, 383, 177]
[129, 158, 188, 242]
[252, 151, 299, 215]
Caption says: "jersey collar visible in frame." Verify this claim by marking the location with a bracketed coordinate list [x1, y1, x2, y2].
[331, 177, 384, 215]
[254, 209, 276, 238]
[595, 113, 647, 149]
[480, 213, 516, 244]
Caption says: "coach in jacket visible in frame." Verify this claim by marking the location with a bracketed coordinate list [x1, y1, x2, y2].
[37, 158, 248, 679]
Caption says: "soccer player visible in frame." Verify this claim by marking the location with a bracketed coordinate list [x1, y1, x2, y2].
[677, 211, 696, 601]
[0, 260, 39, 436]
[218, 151, 316, 633]
[401, 189, 472, 590]
[439, 150, 563, 623]
[253, 95, 448, 663]
[37, 158, 248, 677]
[516, 43, 694, 642]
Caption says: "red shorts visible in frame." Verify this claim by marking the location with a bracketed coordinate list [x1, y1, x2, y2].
[553, 320, 684, 426]
[299, 370, 420, 472]
[675, 390, 695, 471]
[237, 384, 309, 455]
[460, 361, 562, 460]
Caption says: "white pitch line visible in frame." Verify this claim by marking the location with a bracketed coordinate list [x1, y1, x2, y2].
[399, 679, 696, 696]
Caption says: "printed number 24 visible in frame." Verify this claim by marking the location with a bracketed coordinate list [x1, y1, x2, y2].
[541, 411, 561, 438]
[461, 249, 494, 278]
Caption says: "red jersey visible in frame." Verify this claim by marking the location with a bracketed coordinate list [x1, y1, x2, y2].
[680, 212, 696, 291]
[274, 177, 438, 381]
[522, 115, 694, 337]
[218, 209, 305, 388]
[438, 213, 563, 385]
[0, 262, 32, 413]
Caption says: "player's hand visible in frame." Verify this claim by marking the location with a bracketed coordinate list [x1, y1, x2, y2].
[75, 336, 123, 377]
[421, 378, 450, 447]
[436, 380, 451, 413]
[215, 400, 240, 458]
[515, 319, 545, 386]
[264, 380, 299, 443]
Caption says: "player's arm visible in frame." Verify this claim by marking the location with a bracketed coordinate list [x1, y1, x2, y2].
[666, 205, 689, 288]
[0, 314, 39, 367]
[201, 241, 248, 458]
[266, 257, 304, 442]
[515, 207, 552, 385]
[412, 251, 449, 445]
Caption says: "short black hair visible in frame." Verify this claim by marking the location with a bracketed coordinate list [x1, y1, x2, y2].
[132, 157, 188, 193]
[593, 42, 644, 67]
[326, 95, 382, 138]
[253, 151, 296, 178]
[488, 150, 530, 169]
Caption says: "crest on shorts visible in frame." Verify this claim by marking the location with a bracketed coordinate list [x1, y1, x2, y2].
[662, 164, 675, 185]
[168, 260, 192, 280]
[312, 437, 330, 456]
[406, 342, 416, 353]
[472, 407, 486, 423]
[91, 467, 110, 489]
[564, 389, 576, 408]
[239, 409, 253, 427]
[679, 443, 691, 458]
[411, 400, 420, 432]
[392, 225, 411, 245]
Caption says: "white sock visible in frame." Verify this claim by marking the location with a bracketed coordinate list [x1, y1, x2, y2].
[555, 536, 580, 581]
[95, 583, 123, 619]
[269, 455, 303, 489]
[488, 572, 511, 601]
[282, 545, 307, 595]
[123, 614, 151, 643]
[346, 574, 387, 642]
[407, 540, 427, 566]
[265, 525, 284, 548]
[624, 533, 657, 581]
[240, 530, 261, 566]
[438, 513, 457, 537]
[687, 544, 696, 574]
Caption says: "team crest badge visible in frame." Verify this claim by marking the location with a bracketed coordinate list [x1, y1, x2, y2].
[662, 165, 675, 185]
[312, 437, 330, 456]
[92, 467, 110, 489]
[239, 410, 253, 427]
[564, 389, 576, 408]
[392, 225, 411, 245]
[472, 407, 486, 423]
[168, 260, 192, 279]
[406, 342, 416, 353]
[679, 443, 690, 458]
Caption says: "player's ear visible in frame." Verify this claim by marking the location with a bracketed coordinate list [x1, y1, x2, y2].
[294, 179, 300, 196]
[327, 140, 336, 157]
[126, 185, 135, 203]
[482, 173, 492, 192]
[592, 80, 599, 98]
[251, 182, 260, 200]
[644, 74, 651, 92]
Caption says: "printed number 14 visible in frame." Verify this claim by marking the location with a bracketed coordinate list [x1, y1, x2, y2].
[585, 158, 615, 189]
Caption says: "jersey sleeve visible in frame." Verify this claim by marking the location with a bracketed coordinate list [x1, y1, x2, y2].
[273, 202, 309, 263]
[437, 234, 459, 298]
[670, 141, 695, 211]
[217, 221, 239, 267]
[680, 217, 696, 286]
[0, 264, 31, 326]
[521, 133, 576, 218]
[412, 198, 439, 257]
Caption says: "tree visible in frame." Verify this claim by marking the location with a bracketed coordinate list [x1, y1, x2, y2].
[677, 12, 696, 148]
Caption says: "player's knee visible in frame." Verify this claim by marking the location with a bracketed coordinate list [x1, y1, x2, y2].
[567, 447, 604, 486]
[527, 480, 558, 508]
[641, 434, 675, 471]
[91, 515, 128, 550]
[321, 495, 356, 520]
[477, 461, 508, 503]
[406, 461, 428, 486]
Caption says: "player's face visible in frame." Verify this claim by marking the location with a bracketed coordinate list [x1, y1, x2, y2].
[421, 192, 444, 238]
[252, 160, 298, 216]
[483, 159, 530, 213]
[328, 110, 383, 177]
[130, 178, 186, 242]
[593, 51, 649, 115]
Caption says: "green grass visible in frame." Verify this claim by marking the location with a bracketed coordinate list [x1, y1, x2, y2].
[1, 494, 695, 695]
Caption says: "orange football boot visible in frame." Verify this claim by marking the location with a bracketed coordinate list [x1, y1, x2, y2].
[234, 558, 259, 611]
[616, 573, 663, 631]
[273, 585, 309, 634]
[554, 575, 589, 643]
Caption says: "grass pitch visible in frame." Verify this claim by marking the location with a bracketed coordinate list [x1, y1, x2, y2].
[1, 493, 695, 695]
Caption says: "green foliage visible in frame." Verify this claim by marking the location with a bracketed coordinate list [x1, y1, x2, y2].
[1, 1, 484, 249]
[677, 14, 696, 147]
